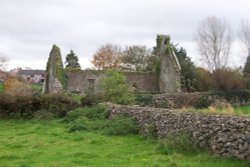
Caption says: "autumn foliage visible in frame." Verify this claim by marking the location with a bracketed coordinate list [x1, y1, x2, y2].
[4, 77, 32, 97]
[91, 44, 121, 70]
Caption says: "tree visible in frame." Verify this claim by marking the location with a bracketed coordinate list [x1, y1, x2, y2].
[238, 20, 250, 88]
[4, 76, 32, 97]
[65, 50, 81, 71]
[211, 68, 245, 91]
[91, 44, 121, 70]
[173, 45, 197, 92]
[121, 45, 157, 72]
[195, 16, 232, 71]
[239, 20, 250, 57]
[194, 67, 213, 92]
[97, 70, 135, 104]
[0, 55, 8, 71]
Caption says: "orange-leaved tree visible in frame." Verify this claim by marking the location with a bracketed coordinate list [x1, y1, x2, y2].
[91, 44, 122, 70]
[4, 77, 32, 97]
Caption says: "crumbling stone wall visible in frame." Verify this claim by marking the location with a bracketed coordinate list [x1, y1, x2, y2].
[157, 35, 181, 93]
[66, 70, 159, 94]
[43, 45, 66, 94]
[107, 103, 250, 160]
[66, 70, 104, 93]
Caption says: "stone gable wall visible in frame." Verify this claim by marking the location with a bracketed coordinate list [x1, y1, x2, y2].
[106, 103, 250, 160]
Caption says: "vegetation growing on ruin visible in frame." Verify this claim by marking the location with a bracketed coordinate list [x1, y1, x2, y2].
[97, 70, 135, 105]
[45, 45, 67, 92]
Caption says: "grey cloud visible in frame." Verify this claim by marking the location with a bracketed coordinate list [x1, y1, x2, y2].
[1, 0, 250, 69]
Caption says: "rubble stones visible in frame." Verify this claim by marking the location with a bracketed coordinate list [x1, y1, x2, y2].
[106, 103, 250, 160]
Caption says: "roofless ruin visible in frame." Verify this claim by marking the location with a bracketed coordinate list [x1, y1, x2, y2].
[43, 35, 181, 94]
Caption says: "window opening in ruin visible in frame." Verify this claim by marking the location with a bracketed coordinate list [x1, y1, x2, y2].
[87, 79, 95, 91]
[164, 40, 168, 45]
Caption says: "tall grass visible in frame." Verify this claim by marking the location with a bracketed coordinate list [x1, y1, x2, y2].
[0, 120, 248, 167]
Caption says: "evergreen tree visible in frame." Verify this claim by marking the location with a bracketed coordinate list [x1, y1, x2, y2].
[65, 50, 81, 70]
[173, 45, 197, 92]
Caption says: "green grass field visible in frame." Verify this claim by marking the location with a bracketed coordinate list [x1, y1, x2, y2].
[0, 120, 248, 167]
[0, 82, 3, 92]
[233, 105, 250, 115]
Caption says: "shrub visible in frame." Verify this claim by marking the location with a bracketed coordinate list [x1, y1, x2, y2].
[135, 93, 153, 106]
[65, 105, 107, 122]
[103, 115, 139, 135]
[0, 90, 41, 119]
[33, 109, 56, 120]
[0, 92, 15, 118]
[194, 95, 213, 109]
[97, 70, 135, 105]
[82, 105, 107, 120]
[155, 133, 205, 155]
[155, 100, 169, 108]
[68, 117, 89, 132]
[213, 90, 250, 104]
[0, 87, 78, 119]
[165, 93, 205, 109]
[66, 105, 139, 135]
[193, 67, 213, 92]
[212, 68, 245, 91]
[65, 105, 108, 132]
[40, 93, 78, 118]
[81, 91, 105, 106]
[143, 123, 157, 138]
[4, 77, 31, 96]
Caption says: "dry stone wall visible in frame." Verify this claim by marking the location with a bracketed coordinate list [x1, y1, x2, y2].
[106, 103, 250, 160]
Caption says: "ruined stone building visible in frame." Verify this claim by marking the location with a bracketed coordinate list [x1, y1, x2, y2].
[18, 70, 45, 83]
[44, 35, 181, 94]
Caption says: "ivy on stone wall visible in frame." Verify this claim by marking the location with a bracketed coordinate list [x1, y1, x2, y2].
[44, 45, 67, 93]
[156, 35, 163, 53]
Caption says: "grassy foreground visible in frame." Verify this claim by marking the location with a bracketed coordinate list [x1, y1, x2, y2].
[0, 120, 248, 167]
[0, 82, 3, 92]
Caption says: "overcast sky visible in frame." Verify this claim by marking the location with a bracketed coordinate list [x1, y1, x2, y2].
[1, 0, 250, 70]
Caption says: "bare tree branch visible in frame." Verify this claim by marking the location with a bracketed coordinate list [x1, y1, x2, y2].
[0, 55, 8, 71]
[238, 19, 250, 57]
[195, 16, 232, 72]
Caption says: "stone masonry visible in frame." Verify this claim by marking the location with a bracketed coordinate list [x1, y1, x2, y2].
[43, 45, 65, 94]
[157, 35, 181, 93]
[66, 35, 181, 94]
[106, 103, 250, 160]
